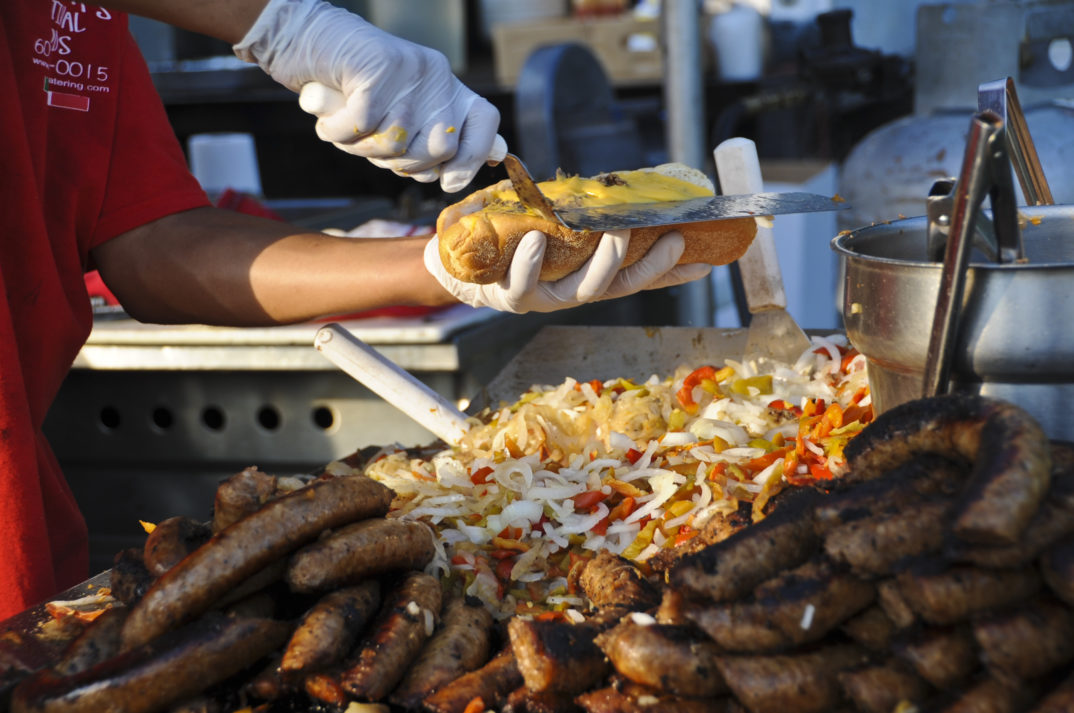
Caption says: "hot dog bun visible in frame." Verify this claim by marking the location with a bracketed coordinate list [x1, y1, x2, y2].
[435, 163, 759, 285]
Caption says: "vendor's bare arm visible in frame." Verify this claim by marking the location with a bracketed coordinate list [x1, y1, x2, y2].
[91, 207, 455, 326]
[96, 0, 268, 44]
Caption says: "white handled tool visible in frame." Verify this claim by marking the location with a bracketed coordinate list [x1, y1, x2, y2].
[314, 323, 470, 446]
[298, 82, 508, 164]
[715, 137, 811, 365]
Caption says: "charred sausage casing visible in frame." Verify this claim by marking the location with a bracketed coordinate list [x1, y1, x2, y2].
[595, 615, 726, 698]
[280, 580, 381, 675]
[421, 647, 524, 713]
[508, 617, 609, 695]
[972, 596, 1074, 684]
[894, 625, 979, 690]
[684, 557, 875, 653]
[668, 487, 820, 603]
[571, 551, 660, 611]
[211, 466, 278, 533]
[895, 560, 1041, 625]
[388, 595, 494, 710]
[715, 644, 867, 713]
[843, 394, 1051, 546]
[837, 658, 929, 713]
[11, 614, 290, 713]
[285, 517, 436, 594]
[120, 474, 392, 651]
[339, 570, 443, 701]
[142, 516, 212, 578]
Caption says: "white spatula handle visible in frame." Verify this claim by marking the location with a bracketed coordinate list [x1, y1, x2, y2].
[714, 138, 787, 312]
[314, 323, 470, 446]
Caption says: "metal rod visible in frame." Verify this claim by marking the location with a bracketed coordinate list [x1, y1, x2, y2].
[978, 77, 1054, 206]
[663, 0, 711, 325]
[922, 113, 1003, 398]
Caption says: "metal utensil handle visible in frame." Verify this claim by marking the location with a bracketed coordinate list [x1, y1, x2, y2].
[502, 154, 561, 224]
[298, 82, 507, 165]
[922, 112, 1004, 398]
[314, 323, 470, 445]
[714, 137, 787, 311]
[978, 77, 1054, 206]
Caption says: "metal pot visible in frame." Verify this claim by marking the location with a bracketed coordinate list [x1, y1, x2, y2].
[832, 204, 1074, 442]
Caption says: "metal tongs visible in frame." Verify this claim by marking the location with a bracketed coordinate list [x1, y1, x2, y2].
[921, 78, 1054, 397]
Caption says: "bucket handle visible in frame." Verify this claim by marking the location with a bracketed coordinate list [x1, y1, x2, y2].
[922, 111, 1019, 398]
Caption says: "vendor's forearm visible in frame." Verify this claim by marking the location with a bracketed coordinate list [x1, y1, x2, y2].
[98, 0, 269, 44]
[92, 207, 456, 327]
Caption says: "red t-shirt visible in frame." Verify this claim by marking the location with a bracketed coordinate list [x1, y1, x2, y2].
[0, 2, 209, 619]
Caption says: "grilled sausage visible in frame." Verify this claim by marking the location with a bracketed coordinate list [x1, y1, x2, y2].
[166, 695, 222, 713]
[895, 560, 1041, 625]
[714, 644, 867, 713]
[110, 548, 154, 606]
[502, 686, 584, 713]
[684, 557, 875, 653]
[837, 658, 929, 713]
[339, 571, 443, 701]
[285, 518, 436, 594]
[972, 596, 1074, 684]
[839, 605, 896, 653]
[823, 498, 951, 576]
[303, 670, 349, 708]
[389, 595, 494, 710]
[280, 580, 381, 675]
[844, 394, 1052, 545]
[595, 616, 725, 698]
[668, 487, 819, 603]
[1029, 672, 1074, 713]
[52, 607, 128, 677]
[681, 598, 789, 654]
[211, 466, 277, 533]
[571, 551, 660, 611]
[647, 499, 753, 574]
[1041, 534, 1074, 606]
[422, 647, 523, 713]
[938, 675, 1038, 713]
[875, 578, 917, 629]
[574, 683, 726, 713]
[947, 453, 1074, 568]
[11, 614, 290, 713]
[120, 474, 393, 650]
[242, 654, 290, 702]
[507, 617, 609, 695]
[143, 517, 212, 578]
[813, 454, 965, 533]
[895, 625, 978, 689]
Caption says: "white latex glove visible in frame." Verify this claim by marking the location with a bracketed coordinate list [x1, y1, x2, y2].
[424, 230, 713, 314]
[233, 0, 500, 192]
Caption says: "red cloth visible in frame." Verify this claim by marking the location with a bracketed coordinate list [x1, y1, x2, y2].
[0, 3, 209, 619]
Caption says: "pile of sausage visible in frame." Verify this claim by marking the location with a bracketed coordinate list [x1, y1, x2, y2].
[10, 393, 1074, 713]
[9, 468, 500, 713]
[406, 394, 1074, 713]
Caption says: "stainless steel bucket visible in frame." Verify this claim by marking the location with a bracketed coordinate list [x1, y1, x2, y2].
[832, 205, 1074, 442]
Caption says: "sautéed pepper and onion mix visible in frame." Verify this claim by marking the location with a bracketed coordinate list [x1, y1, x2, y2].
[352, 334, 872, 620]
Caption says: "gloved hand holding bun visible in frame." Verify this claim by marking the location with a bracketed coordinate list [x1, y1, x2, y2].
[424, 229, 713, 314]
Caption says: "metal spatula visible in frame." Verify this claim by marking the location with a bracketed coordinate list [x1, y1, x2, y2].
[714, 138, 812, 365]
[501, 152, 847, 232]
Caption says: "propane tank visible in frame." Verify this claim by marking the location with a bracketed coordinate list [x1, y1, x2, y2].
[838, 0, 1074, 231]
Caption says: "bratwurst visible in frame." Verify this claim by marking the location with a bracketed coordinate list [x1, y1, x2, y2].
[120, 474, 392, 650]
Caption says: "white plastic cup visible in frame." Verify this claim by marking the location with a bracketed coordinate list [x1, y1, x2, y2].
[187, 132, 262, 197]
[710, 3, 767, 82]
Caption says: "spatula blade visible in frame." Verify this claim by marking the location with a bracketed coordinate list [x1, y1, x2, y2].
[554, 192, 847, 232]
